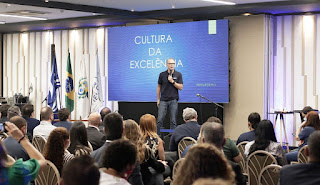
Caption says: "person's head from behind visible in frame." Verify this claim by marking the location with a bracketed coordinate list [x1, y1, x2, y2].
[44, 127, 70, 172]
[307, 131, 320, 162]
[173, 144, 235, 185]
[100, 107, 111, 122]
[0, 105, 10, 118]
[139, 114, 158, 139]
[60, 155, 100, 185]
[103, 112, 123, 140]
[206, 117, 222, 124]
[22, 104, 35, 118]
[40, 107, 54, 122]
[101, 139, 137, 179]
[200, 122, 225, 149]
[9, 116, 27, 135]
[123, 119, 142, 144]
[192, 178, 233, 185]
[305, 111, 320, 130]
[183, 107, 197, 122]
[302, 106, 313, 118]
[248, 112, 261, 130]
[58, 108, 70, 122]
[88, 112, 101, 127]
[249, 120, 276, 154]
[70, 121, 88, 149]
[7, 106, 21, 119]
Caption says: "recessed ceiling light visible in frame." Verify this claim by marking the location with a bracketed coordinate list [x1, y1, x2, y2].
[6, 4, 11, 7]
[171, 3, 175, 8]
[0, 14, 47, 20]
[243, 12, 252, 16]
[201, 0, 236, 5]
[131, 8, 135, 12]
[45, 0, 49, 2]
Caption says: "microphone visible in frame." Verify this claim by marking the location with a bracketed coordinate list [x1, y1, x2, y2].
[196, 94, 200, 97]
[169, 70, 172, 75]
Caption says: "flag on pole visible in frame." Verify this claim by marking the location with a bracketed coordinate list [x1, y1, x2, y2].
[77, 54, 90, 119]
[65, 51, 74, 112]
[90, 53, 104, 113]
[48, 48, 61, 113]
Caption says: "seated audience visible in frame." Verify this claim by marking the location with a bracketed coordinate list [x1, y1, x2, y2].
[1, 122, 46, 185]
[86, 112, 106, 150]
[33, 107, 56, 139]
[280, 131, 320, 185]
[244, 120, 286, 165]
[286, 111, 320, 163]
[124, 119, 165, 185]
[236, 112, 261, 145]
[3, 116, 30, 161]
[299, 106, 313, 123]
[99, 107, 111, 133]
[192, 178, 232, 185]
[7, 106, 22, 119]
[0, 104, 10, 123]
[68, 121, 92, 155]
[43, 127, 74, 173]
[60, 155, 100, 185]
[99, 139, 137, 185]
[172, 144, 235, 185]
[54, 108, 72, 131]
[22, 104, 40, 138]
[169, 107, 201, 151]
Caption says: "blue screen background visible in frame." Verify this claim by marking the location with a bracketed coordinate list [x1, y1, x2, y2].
[108, 20, 229, 103]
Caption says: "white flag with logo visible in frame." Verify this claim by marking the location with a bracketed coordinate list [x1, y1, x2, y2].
[90, 53, 104, 113]
[77, 55, 90, 119]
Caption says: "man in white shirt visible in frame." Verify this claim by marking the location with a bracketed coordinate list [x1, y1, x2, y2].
[33, 107, 56, 139]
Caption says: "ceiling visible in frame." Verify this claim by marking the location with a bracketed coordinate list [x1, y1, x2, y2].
[0, 0, 319, 33]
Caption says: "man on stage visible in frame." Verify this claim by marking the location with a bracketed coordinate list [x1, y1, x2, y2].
[157, 58, 183, 135]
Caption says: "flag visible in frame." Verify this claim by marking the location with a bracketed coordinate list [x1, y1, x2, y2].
[48, 49, 61, 113]
[77, 55, 90, 119]
[90, 53, 104, 113]
[65, 51, 74, 112]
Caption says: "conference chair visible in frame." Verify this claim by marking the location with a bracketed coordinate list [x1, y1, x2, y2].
[35, 160, 60, 185]
[7, 155, 15, 163]
[0, 132, 8, 141]
[297, 145, 308, 164]
[247, 150, 278, 185]
[87, 141, 93, 151]
[32, 135, 47, 154]
[237, 141, 249, 174]
[178, 137, 197, 159]
[259, 164, 282, 185]
[172, 158, 185, 180]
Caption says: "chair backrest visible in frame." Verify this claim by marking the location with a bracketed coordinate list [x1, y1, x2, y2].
[259, 164, 282, 185]
[32, 135, 47, 154]
[297, 145, 308, 164]
[87, 141, 93, 151]
[237, 141, 249, 174]
[172, 158, 185, 180]
[247, 150, 278, 185]
[7, 155, 16, 163]
[178, 137, 197, 159]
[0, 132, 8, 141]
[35, 160, 60, 185]
[75, 148, 91, 157]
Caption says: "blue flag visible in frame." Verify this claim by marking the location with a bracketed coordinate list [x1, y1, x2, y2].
[48, 50, 61, 113]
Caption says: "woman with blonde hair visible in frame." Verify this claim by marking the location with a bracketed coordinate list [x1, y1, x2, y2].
[172, 144, 235, 185]
[43, 127, 74, 173]
[124, 119, 165, 185]
[140, 114, 165, 160]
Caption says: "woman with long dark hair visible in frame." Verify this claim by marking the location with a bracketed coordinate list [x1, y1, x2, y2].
[68, 121, 92, 155]
[244, 119, 286, 165]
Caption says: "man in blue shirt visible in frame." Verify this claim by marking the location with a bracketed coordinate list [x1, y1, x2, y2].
[54, 108, 72, 130]
[22, 104, 40, 138]
[236, 112, 261, 145]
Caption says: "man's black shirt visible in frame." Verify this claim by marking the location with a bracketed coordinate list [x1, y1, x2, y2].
[158, 70, 183, 101]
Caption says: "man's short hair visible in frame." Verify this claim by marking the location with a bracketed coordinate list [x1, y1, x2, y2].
[183, 107, 197, 121]
[206, 116, 222, 124]
[101, 139, 137, 173]
[103, 112, 123, 140]
[302, 106, 313, 115]
[307, 131, 320, 160]
[9, 116, 27, 130]
[40, 107, 53, 121]
[62, 155, 100, 185]
[248, 112, 261, 129]
[201, 122, 225, 148]
[7, 106, 21, 119]
[22, 104, 34, 117]
[58, 108, 70, 121]
[100, 107, 111, 121]
[0, 105, 10, 118]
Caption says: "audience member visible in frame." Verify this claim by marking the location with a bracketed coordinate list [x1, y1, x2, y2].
[68, 121, 92, 155]
[54, 108, 72, 130]
[3, 116, 30, 161]
[124, 119, 165, 185]
[7, 106, 21, 119]
[87, 112, 106, 150]
[172, 144, 235, 185]
[60, 155, 100, 185]
[0, 104, 10, 123]
[286, 111, 320, 163]
[192, 178, 233, 185]
[244, 120, 286, 165]
[280, 131, 320, 185]
[33, 107, 56, 139]
[22, 104, 40, 138]
[1, 122, 46, 185]
[43, 127, 74, 173]
[236, 112, 261, 145]
[99, 139, 137, 185]
[169, 107, 201, 151]
[99, 107, 111, 133]
[300, 106, 313, 123]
